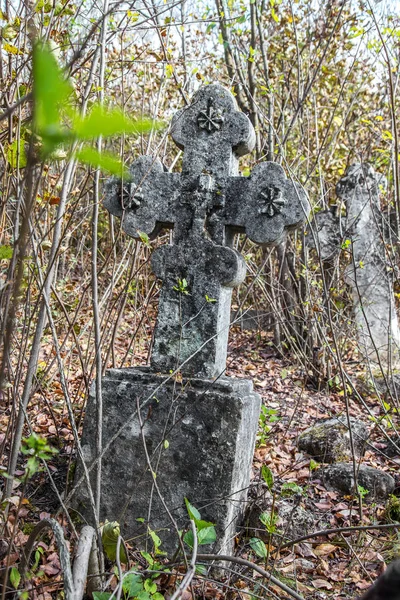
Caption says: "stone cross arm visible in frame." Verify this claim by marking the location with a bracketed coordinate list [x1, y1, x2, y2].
[104, 155, 181, 240]
[223, 162, 309, 246]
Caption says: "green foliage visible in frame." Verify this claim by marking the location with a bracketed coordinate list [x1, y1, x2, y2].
[101, 520, 128, 564]
[6, 139, 27, 168]
[259, 510, 279, 534]
[75, 147, 128, 178]
[72, 105, 154, 139]
[261, 465, 274, 490]
[10, 566, 20, 589]
[94, 569, 166, 600]
[249, 537, 268, 558]
[385, 495, 400, 522]
[357, 485, 369, 499]
[122, 573, 164, 600]
[257, 406, 280, 446]
[32, 42, 157, 174]
[183, 498, 217, 548]
[173, 278, 190, 295]
[21, 433, 58, 477]
[281, 482, 303, 497]
[148, 527, 165, 556]
[0, 245, 13, 259]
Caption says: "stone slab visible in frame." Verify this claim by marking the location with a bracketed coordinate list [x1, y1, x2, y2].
[72, 367, 261, 555]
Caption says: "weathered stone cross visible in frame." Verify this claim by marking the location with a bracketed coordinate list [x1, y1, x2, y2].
[105, 84, 310, 377]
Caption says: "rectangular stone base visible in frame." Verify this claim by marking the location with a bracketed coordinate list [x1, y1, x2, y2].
[72, 367, 261, 555]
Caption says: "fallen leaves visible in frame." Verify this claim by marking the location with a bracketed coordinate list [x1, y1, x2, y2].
[314, 543, 338, 557]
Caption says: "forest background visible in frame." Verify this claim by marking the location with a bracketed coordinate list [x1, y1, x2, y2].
[1, 0, 400, 597]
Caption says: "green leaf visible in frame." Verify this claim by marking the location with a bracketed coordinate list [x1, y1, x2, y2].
[271, 8, 279, 22]
[73, 106, 155, 140]
[6, 139, 27, 168]
[92, 594, 112, 600]
[148, 528, 162, 553]
[32, 42, 72, 153]
[197, 525, 216, 545]
[194, 519, 214, 531]
[0, 245, 13, 260]
[249, 537, 268, 558]
[281, 482, 303, 497]
[75, 147, 129, 178]
[184, 523, 216, 548]
[136, 592, 152, 600]
[184, 498, 201, 522]
[152, 593, 165, 600]
[144, 579, 157, 594]
[183, 530, 194, 548]
[261, 465, 274, 490]
[122, 573, 143, 597]
[140, 551, 154, 566]
[259, 511, 278, 533]
[195, 564, 208, 576]
[10, 567, 20, 589]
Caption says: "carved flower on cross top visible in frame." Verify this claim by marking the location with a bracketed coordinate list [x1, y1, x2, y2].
[119, 182, 144, 210]
[258, 185, 286, 217]
[197, 97, 224, 133]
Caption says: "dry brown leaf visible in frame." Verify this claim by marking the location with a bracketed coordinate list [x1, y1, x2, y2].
[314, 543, 337, 557]
[312, 579, 333, 590]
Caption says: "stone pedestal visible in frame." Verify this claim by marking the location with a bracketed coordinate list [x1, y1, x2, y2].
[73, 367, 261, 555]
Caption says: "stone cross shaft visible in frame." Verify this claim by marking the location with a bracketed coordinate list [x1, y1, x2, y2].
[105, 84, 310, 377]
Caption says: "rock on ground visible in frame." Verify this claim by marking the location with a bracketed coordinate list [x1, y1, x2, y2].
[316, 463, 395, 500]
[298, 417, 369, 463]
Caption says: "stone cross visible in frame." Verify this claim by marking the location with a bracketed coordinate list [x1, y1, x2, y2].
[336, 163, 400, 365]
[105, 84, 310, 377]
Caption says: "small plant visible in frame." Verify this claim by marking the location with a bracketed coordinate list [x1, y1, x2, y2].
[205, 294, 216, 303]
[281, 482, 303, 497]
[341, 238, 351, 250]
[385, 495, 400, 522]
[173, 278, 190, 295]
[257, 405, 280, 445]
[21, 433, 58, 478]
[183, 498, 216, 548]
[259, 510, 279, 535]
[357, 485, 369, 500]
[93, 572, 165, 600]
[249, 536, 268, 558]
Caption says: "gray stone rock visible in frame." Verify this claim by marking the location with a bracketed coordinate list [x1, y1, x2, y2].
[73, 367, 261, 555]
[298, 417, 369, 463]
[317, 463, 395, 500]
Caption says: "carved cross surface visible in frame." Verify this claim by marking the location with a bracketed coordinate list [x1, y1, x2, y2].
[105, 84, 310, 378]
